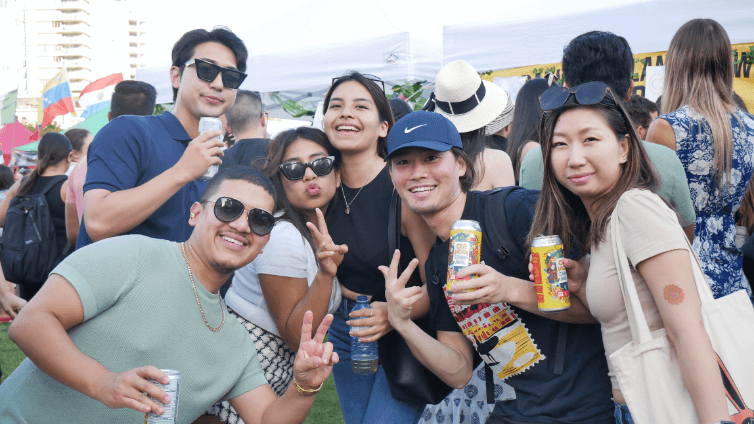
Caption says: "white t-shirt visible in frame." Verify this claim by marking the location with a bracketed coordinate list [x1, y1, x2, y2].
[225, 220, 341, 339]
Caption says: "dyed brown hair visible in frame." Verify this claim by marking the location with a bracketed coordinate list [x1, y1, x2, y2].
[527, 95, 659, 257]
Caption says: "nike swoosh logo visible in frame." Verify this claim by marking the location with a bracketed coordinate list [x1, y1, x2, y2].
[404, 124, 427, 133]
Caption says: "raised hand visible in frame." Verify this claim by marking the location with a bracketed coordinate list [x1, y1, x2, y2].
[306, 208, 348, 279]
[172, 130, 225, 181]
[94, 366, 170, 415]
[294, 311, 338, 391]
[379, 249, 421, 332]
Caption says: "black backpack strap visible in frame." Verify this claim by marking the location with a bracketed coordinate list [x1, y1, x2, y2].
[485, 363, 495, 404]
[483, 187, 527, 272]
[553, 321, 568, 375]
[389, 188, 401, 253]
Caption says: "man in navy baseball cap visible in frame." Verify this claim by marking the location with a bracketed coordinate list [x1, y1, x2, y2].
[384, 112, 613, 424]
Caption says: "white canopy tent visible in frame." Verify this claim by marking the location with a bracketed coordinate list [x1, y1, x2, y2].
[442, 0, 754, 72]
[136, 0, 441, 111]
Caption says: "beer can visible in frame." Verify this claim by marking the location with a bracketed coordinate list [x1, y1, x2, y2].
[446, 220, 482, 295]
[531, 235, 570, 313]
[144, 369, 181, 424]
[198, 117, 223, 181]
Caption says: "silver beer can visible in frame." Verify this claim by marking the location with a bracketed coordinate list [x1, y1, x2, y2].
[144, 369, 181, 424]
[198, 117, 223, 181]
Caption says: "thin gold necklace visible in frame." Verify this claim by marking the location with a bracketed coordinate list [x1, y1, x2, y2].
[180, 243, 225, 332]
[341, 167, 377, 215]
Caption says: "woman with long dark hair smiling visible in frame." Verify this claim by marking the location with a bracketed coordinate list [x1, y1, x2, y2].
[529, 81, 729, 423]
[323, 72, 433, 423]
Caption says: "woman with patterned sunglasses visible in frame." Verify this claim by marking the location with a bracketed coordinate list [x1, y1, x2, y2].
[528, 81, 729, 424]
[207, 127, 346, 424]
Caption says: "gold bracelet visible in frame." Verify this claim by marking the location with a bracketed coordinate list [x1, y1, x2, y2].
[293, 379, 323, 396]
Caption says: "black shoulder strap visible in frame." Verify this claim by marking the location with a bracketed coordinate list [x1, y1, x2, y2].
[389, 188, 401, 253]
[483, 187, 527, 268]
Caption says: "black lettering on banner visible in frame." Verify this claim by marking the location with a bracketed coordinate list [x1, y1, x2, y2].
[656, 55, 664, 67]
[633, 85, 645, 97]
[639, 56, 652, 82]
[734, 53, 752, 78]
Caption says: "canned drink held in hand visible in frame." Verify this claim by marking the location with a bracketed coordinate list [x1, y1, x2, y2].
[446, 220, 482, 295]
[198, 117, 223, 181]
[531, 235, 570, 313]
[144, 369, 181, 424]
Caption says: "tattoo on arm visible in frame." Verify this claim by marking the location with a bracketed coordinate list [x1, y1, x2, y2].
[663, 284, 685, 305]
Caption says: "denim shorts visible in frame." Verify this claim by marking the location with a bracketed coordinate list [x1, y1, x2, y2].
[613, 399, 634, 424]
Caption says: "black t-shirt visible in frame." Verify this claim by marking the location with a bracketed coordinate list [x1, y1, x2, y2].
[28, 175, 67, 238]
[426, 189, 614, 423]
[327, 165, 415, 295]
[220, 138, 270, 169]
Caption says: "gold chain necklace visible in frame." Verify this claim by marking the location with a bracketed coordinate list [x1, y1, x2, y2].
[180, 243, 225, 332]
[341, 168, 377, 215]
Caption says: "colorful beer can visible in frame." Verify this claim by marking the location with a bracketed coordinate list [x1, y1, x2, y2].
[144, 369, 181, 424]
[198, 117, 223, 181]
[531, 235, 570, 313]
[446, 220, 482, 295]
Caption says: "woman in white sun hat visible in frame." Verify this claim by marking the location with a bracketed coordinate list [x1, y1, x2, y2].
[419, 60, 516, 424]
[430, 60, 516, 191]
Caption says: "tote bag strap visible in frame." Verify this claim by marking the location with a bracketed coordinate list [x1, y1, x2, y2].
[610, 205, 654, 345]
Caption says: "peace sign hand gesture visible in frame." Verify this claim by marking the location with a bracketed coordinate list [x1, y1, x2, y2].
[379, 249, 421, 332]
[293, 311, 338, 393]
[307, 208, 348, 280]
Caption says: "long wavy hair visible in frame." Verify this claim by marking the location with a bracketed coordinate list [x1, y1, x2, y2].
[260, 127, 338, 253]
[663, 19, 737, 185]
[506, 78, 550, 181]
[527, 95, 659, 257]
[17, 133, 72, 197]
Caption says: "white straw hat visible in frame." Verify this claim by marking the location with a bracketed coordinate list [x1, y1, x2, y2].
[433, 60, 510, 133]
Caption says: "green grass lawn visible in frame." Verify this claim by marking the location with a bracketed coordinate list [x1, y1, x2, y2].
[0, 322, 343, 422]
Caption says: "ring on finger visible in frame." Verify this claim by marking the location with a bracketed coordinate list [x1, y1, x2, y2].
[369, 309, 373, 317]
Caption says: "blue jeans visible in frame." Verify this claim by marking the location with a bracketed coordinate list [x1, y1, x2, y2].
[613, 399, 634, 424]
[329, 298, 425, 424]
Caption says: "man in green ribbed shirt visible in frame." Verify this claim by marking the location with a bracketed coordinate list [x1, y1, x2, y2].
[0, 167, 338, 424]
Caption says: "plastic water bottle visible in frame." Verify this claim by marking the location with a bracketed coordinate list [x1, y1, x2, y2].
[350, 295, 378, 375]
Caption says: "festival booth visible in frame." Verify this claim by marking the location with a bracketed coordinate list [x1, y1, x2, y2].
[442, 0, 754, 109]
[0, 122, 34, 165]
[135, 0, 441, 120]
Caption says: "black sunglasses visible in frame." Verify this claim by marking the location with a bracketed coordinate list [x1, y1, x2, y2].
[332, 73, 385, 92]
[279, 156, 335, 181]
[185, 59, 247, 90]
[539, 81, 620, 111]
[202, 197, 275, 236]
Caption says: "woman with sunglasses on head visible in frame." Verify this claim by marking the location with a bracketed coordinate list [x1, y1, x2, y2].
[323, 72, 433, 423]
[647, 19, 754, 301]
[207, 127, 345, 424]
[529, 81, 730, 424]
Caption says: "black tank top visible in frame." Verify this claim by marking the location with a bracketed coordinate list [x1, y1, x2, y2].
[28, 175, 67, 237]
[327, 165, 416, 295]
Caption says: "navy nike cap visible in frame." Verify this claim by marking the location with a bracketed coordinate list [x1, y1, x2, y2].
[386, 111, 463, 159]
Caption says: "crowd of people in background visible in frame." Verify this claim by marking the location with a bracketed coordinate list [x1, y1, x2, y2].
[0, 16, 752, 424]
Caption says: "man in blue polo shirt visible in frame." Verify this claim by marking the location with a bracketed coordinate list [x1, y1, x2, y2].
[77, 27, 249, 248]
[383, 112, 614, 424]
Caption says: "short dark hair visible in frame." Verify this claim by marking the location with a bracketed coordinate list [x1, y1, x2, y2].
[562, 31, 634, 99]
[0, 165, 14, 190]
[323, 71, 393, 158]
[389, 98, 413, 122]
[64, 128, 91, 154]
[200, 166, 276, 206]
[225, 90, 263, 134]
[171, 27, 248, 101]
[111, 80, 157, 118]
[626, 95, 655, 128]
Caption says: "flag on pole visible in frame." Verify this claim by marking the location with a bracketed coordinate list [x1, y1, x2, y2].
[36, 68, 76, 133]
[1, 89, 17, 125]
[78, 73, 123, 118]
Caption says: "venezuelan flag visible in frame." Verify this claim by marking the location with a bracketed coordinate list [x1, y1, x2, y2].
[37, 68, 76, 130]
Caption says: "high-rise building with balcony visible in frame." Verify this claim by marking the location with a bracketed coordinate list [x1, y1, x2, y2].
[10, 0, 147, 125]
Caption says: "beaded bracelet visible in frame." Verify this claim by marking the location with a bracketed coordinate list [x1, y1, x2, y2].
[294, 379, 323, 396]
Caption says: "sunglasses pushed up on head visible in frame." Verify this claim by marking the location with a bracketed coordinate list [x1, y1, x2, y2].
[278, 156, 335, 181]
[202, 197, 275, 236]
[539, 81, 631, 129]
[185, 58, 247, 89]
